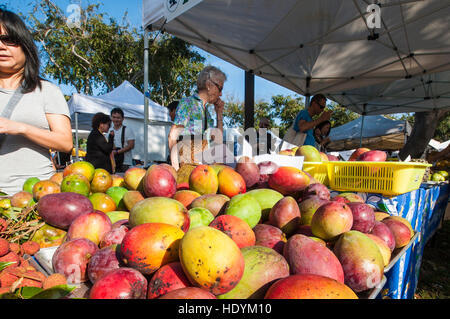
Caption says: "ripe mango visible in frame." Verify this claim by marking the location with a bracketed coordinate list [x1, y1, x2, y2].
[284, 234, 344, 283]
[179, 226, 244, 295]
[268, 166, 310, 196]
[218, 245, 289, 299]
[225, 193, 262, 228]
[246, 188, 283, 221]
[333, 230, 384, 292]
[190, 194, 230, 217]
[189, 165, 218, 195]
[310, 201, 353, 240]
[264, 274, 357, 299]
[129, 197, 190, 231]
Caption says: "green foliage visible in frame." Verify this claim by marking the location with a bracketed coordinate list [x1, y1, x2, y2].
[26, 2, 142, 94]
[0, 284, 76, 299]
[148, 35, 205, 105]
[223, 96, 244, 128]
[223, 94, 304, 137]
[0, 262, 16, 272]
[433, 112, 449, 142]
[327, 102, 360, 128]
[270, 95, 304, 137]
[25, 0, 204, 106]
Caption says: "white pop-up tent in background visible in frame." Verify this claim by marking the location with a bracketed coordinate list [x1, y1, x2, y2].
[68, 81, 172, 163]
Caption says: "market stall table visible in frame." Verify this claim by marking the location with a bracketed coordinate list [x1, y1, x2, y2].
[331, 181, 450, 299]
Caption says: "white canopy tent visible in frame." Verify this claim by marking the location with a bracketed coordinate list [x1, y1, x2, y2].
[328, 70, 450, 115]
[143, 0, 450, 117]
[68, 81, 172, 163]
[327, 115, 412, 151]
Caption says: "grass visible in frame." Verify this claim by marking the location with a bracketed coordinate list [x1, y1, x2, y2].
[415, 219, 450, 299]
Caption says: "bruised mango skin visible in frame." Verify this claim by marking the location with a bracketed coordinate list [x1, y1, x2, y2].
[264, 274, 358, 299]
[179, 226, 244, 295]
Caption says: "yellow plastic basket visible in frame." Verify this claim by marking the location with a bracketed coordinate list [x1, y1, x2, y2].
[326, 161, 431, 196]
[302, 162, 329, 186]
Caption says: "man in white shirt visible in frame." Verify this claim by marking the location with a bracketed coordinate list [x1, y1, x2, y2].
[110, 108, 135, 173]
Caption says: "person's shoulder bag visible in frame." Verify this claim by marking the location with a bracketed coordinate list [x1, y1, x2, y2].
[278, 118, 307, 152]
[0, 90, 24, 149]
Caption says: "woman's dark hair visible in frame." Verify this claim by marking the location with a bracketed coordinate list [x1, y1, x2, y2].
[0, 9, 41, 93]
[110, 107, 124, 118]
[311, 93, 326, 106]
[167, 100, 179, 112]
[92, 112, 111, 129]
[316, 120, 331, 136]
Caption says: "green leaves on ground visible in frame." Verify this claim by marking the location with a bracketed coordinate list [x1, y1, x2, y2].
[0, 285, 76, 299]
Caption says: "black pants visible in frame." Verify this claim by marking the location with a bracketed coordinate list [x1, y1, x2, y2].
[115, 164, 130, 173]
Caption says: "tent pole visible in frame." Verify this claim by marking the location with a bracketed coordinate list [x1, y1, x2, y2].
[144, 27, 149, 168]
[360, 104, 366, 148]
[75, 112, 79, 162]
[244, 70, 255, 130]
[305, 95, 311, 108]
[359, 116, 365, 148]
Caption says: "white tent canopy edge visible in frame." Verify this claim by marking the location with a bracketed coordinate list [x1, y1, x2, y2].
[142, 0, 450, 116]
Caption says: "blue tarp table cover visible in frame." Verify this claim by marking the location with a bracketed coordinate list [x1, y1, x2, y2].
[330, 182, 449, 299]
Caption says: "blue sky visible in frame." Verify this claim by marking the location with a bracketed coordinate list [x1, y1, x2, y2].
[4, 0, 301, 103]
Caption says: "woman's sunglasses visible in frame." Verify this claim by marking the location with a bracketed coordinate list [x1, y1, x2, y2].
[209, 79, 223, 93]
[0, 35, 19, 46]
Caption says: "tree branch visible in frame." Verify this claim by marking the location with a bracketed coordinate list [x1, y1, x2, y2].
[71, 44, 91, 66]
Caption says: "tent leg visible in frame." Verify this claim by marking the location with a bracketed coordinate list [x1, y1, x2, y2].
[305, 95, 311, 108]
[144, 28, 149, 168]
[244, 70, 255, 130]
[359, 116, 365, 148]
[360, 104, 366, 148]
[75, 112, 79, 162]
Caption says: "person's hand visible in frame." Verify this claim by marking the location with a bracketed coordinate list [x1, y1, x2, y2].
[319, 110, 332, 122]
[0, 117, 25, 135]
[214, 98, 225, 114]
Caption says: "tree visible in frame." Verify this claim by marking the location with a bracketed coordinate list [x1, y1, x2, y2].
[26, 1, 141, 94]
[385, 111, 449, 158]
[223, 94, 305, 137]
[223, 98, 273, 129]
[434, 112, 450, 142]
[327, 103, 360, 128]
[25, 0, 204, 105]
[399, 110, 449, 160]
[223, 95, 244, 128]
[147, 35, 205, 106]
[270, 95, 304, 137]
